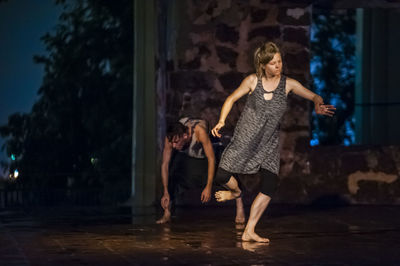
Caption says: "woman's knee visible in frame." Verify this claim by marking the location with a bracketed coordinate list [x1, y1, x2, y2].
[215, 167, 234, 185]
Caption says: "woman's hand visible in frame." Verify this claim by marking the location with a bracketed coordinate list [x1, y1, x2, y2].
[315, 103, 336, 117]
[211, 121, 225, 138]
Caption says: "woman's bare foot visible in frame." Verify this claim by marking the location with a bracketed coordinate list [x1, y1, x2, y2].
[215, 190, 241, 202]
[156, 211, 171, 224]
[242, 231, 269, 243]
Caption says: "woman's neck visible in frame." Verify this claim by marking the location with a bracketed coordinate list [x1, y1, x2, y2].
[263, 73, 281, 81]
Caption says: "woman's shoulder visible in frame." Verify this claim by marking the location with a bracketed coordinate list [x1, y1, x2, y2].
[244, 73, 258, 83]
[243, 73, 259, 92]
[285, 76, 302, 87]
[283, 76, 306, 94]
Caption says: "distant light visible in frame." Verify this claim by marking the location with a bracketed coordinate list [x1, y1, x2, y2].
[90, 158, 98, 165]
[330, 98, 338, 107]
[310, 139, 319, 146]
[13, 169, 19, 178]
[11, 154, 16, 161]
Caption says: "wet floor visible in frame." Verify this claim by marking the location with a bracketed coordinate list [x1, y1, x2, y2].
[0, 205, 399, 265]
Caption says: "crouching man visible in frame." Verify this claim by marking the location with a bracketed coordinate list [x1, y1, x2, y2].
[156, 117, 245, 224]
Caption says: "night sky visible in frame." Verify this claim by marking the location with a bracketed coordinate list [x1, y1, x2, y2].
[0, 0, 61, 173]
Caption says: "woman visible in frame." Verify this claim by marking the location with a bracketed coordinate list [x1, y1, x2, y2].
[211, 42, 335, 243]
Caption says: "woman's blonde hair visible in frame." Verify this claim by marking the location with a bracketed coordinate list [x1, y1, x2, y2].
[254, 42, 280, 78]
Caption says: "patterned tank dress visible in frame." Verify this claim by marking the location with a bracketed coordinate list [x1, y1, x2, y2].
[219, 75, 287, 175]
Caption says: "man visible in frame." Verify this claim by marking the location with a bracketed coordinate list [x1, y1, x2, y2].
[156, 117, 245, 224]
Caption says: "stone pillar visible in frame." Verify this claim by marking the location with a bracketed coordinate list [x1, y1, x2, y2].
[355, 8, 400, 145]
[132, 0, 157, 206]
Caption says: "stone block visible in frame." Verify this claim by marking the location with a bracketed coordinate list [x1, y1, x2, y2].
[277, 7, 311, 26]
[294, 136, 311, 153]
[340, 153, 369, 174]
[250, 7, 269, 23]
[376, 151, 397, 173]
[215, 23, 240, 44]
[284, 50, 310, 72]
[170, 71, 214, 93]
[218, 71, 245, 92]
[178, 57, 201, 70]
[216, 46, 239, 68]
[283, 26, 309, 46]
[248, 25, 281, 41]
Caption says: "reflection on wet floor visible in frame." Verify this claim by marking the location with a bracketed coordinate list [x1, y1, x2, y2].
[239, 241, 269, 252]
[0, 205, 400, 265]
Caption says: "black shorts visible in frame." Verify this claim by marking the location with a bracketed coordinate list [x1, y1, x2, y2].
[215, 167, 279, 197]
[168, 152, 208, 200]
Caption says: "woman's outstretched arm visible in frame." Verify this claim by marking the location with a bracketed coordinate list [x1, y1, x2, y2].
[287, 78, 336, 117]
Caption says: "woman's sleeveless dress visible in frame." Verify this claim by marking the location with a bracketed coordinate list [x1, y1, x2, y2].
[219, 75, 287, 175]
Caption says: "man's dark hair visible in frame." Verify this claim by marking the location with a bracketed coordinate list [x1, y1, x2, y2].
[166, 122, 188, 142]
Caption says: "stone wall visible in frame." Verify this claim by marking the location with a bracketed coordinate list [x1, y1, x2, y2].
[163, 0, 312, 169]
[277, 145, 400, 205]
[157, 0, 400, 205]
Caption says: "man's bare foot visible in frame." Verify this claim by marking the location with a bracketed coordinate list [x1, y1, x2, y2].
[235, 208, 245, 224]
[215, 190, 241, 202]
[242, 231, 270, 243]
[156, 211, 171, 224]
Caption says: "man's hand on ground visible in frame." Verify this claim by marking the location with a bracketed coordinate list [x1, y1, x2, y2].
[161, 192, 170, 210]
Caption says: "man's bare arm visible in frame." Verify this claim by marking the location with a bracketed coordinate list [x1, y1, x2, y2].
[196, 125, 215, 203]
[161, 137, 173, 194]
[197, 126, 215, 187]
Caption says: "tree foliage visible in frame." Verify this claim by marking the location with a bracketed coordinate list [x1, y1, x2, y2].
[0, 0, 133, 195]
[310, 9, 356, 145]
